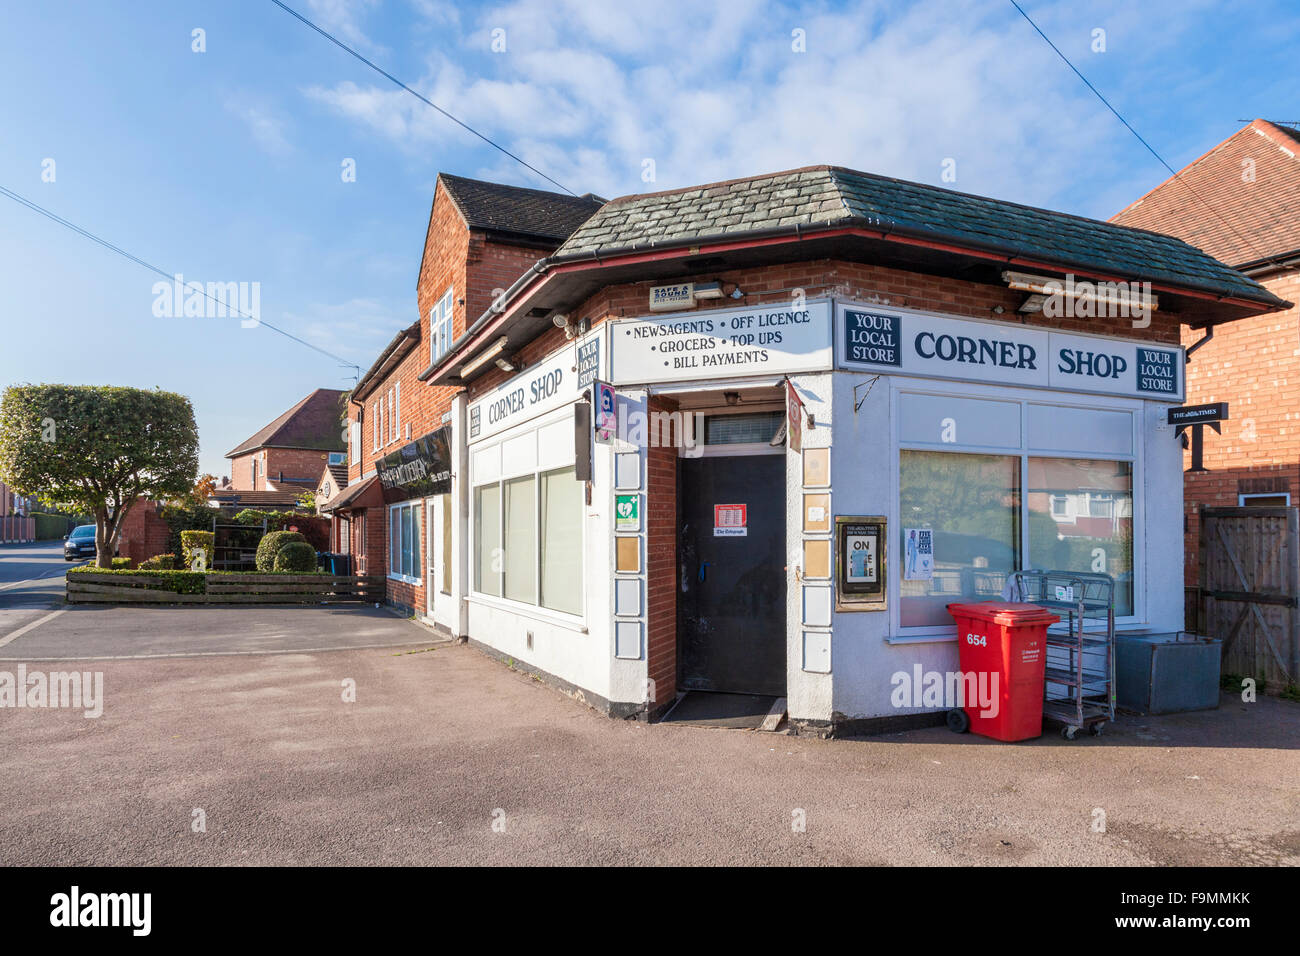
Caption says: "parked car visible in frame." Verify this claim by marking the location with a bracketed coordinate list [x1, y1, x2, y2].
[63, 524, 102, 561]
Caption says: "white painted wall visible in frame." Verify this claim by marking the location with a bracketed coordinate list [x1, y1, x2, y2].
[825, 370, 1185, 722]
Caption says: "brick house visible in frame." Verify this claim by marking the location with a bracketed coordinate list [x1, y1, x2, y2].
[325, 174, 602, 622]
[413, 164, 1282, 733]
[1112, 119, 1300, 585]
[225, 388, 348, 494]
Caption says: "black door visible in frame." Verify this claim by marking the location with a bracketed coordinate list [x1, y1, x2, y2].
[678, 454, 786, 696]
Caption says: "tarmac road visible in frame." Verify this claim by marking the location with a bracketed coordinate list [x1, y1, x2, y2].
[0, 605, 1296, 866]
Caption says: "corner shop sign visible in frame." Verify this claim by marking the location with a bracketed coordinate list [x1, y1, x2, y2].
[837, 303, 1183, 401]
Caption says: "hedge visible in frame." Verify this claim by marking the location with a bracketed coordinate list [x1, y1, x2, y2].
[180, 530, 215, 570]
[68, 567, 207, 594]
[32, 512, 75, 540]
[255, 531, 308, 573]
[273, 541, 318, 573]
[139, 554, 178, 570]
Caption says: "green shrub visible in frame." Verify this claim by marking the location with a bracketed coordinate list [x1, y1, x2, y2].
[32, 512, 74, 540]
[139, 553, 178, 570]
[255, 530, 308, 572]
[68, 567, 207, 594]
[160, 502, 216, 566]
[111, 557, 132, 570]
[273, 541, 318, 573]
[180, 530, 215, 570]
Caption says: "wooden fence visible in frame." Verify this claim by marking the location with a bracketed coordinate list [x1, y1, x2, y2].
[1200, 507, 1299, 690]
[66, 572, 386, 605]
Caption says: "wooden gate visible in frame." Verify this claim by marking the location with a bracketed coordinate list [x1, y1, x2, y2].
[1200, 507, 1299, 689]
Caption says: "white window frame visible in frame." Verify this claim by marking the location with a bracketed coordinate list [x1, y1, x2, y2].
[349, 423, 360, 466]
[467, 405, 586, 626]
[1238, 492, 1291, 506]
[430, 286, 454, 364]
[892, 378, 1145, 639]
[387, 501, 422, 584]
[372, 402, 380, 451]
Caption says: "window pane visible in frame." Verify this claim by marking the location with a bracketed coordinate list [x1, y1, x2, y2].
[390, 507, 401, 575]
[540, 467, 583, 615]
[503, 475, 537, 604]
[1027, 458, 1133, 616]
[441, 493, 452, 594]
[705, 411, 784, 445]
[899, 451, 1021, 627]
[474, 484, 501, 597]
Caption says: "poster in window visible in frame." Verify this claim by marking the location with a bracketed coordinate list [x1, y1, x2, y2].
[903, 527, 933, 581]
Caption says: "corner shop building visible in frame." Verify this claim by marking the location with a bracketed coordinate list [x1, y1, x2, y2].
[400, 166, 1287, 734]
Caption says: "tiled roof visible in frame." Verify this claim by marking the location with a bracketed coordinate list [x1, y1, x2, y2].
[225, 389, 348, 458]
[325, 463, 348, 489]
[557, 165, 1279, 304]
[1112, 119, 1300, 267]
[208, 489, 304, 509]
[438, 173, 604, 242]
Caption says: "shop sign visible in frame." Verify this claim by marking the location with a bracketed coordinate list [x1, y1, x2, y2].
[469, 343, 579, 443]
[713, 504, 747, 537]
[837, 303, 1184, 401]
[836, 515, 887, 610]
[577, 334, 602, 388]
[593, 381, 617, 443]
[649, 283, 695, 311]
[377, 426, 451, 502]
[610, 300, 833, 385]
[615, 494, 640, 531]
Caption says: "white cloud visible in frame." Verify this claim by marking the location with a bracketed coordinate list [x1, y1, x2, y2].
[304, 0, 385, 53]
[304, 0, 1211, 219]
[226, 102, 292, 156]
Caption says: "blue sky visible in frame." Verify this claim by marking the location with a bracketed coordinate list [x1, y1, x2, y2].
[1, 0, 1297, 478]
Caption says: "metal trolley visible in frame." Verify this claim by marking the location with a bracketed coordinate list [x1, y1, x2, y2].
[1010, 570, 1116, 739]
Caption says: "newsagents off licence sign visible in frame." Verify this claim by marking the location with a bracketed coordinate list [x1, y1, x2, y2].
[838, 304, 1183, 401]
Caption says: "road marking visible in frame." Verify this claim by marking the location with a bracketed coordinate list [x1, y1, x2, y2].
[0, 609, 67, 648]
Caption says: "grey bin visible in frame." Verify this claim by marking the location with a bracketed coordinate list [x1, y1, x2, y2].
[1115, 632, 1222, 715]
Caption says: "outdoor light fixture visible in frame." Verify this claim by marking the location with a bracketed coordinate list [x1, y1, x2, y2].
[730, 286, 745, 299]
[494, 356, 518, 373]
[692, 281, 724, 300]
[551, 313, 570, 328]
[459, 335, 509, 377]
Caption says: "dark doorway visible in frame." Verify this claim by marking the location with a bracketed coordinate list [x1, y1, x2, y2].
[678, 454, 787, 696]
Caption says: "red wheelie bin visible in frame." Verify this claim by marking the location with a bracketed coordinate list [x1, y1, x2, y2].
[946, 601, 1060, 742]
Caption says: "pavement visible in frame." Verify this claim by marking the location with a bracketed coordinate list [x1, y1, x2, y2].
[0, 592, 1296, 865]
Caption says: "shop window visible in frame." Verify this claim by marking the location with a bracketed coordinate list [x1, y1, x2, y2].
[704, 411, 784, 445]
[388, 502, 421, 581]
[474, 484, 501, 596]
[1027, 459, 1133, 616]
[900, 451, 1021, 627]
[503, 475, 537, 604]
[473, 463, 584, 616]
[540, 467, 583, 614]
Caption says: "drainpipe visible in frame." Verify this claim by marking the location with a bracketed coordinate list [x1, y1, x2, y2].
[1185, 325, 1214, 364]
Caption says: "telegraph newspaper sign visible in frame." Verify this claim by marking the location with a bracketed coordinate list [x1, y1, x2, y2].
[837, 303, 1184, 402]
[610, 300, 833, 385]
[378, 427, 451, 502]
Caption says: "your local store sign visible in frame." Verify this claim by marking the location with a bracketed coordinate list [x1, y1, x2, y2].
[837, 303, 1183, 401]
[609, 300, 833, 385]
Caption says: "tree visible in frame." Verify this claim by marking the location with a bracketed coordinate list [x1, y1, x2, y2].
[192, 473, 218, 501]
[295, 489, 317, 515]
[0, 385, 200, 567]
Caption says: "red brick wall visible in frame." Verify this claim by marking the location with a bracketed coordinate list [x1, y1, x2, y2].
[117, 500, 172, 566]
[1181, 267, 1300, 585]
[231, 447, 335, 491]
[645, 397, 679, 705]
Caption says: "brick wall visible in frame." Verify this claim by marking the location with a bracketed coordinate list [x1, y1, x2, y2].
[117, 500, 172, 566]
[1180, 266, 1300, 585]
[646, 396, 679, 707]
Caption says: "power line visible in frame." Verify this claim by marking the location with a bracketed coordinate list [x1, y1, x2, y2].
[0, 184, 360, 378]
[1007, 0, 1269, 264]
[268, 0, 575, 196]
